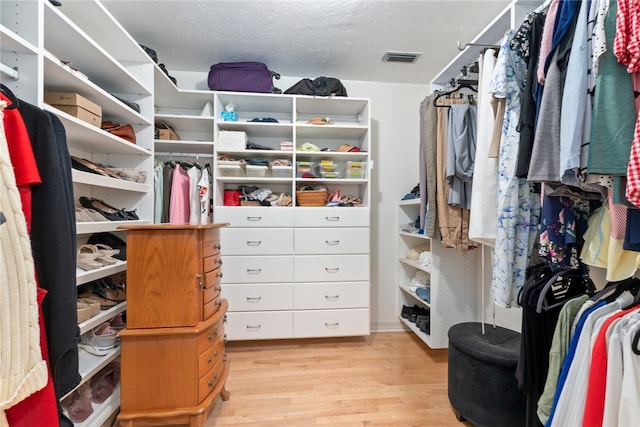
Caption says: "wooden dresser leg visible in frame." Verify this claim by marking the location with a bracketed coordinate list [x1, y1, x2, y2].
[220, 385, 231, 401]
[189, 412, 207, 427]
[119, 420, 133, 427]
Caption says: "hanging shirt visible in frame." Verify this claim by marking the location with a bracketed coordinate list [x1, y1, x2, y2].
[198, 167, 210, 224]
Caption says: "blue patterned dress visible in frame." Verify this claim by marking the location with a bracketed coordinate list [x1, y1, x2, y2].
[491, 31, 541, 307]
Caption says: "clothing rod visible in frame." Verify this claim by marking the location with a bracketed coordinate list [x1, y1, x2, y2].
[0, 63, 19, 80]
[457, 41, 501, 52]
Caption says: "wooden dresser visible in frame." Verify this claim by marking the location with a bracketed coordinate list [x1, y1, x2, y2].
[116, 224, 229, 427]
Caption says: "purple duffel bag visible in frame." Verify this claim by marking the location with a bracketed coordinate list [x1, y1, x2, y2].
[208, 61, 280, 93]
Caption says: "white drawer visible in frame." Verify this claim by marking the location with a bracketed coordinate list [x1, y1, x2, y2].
[293, 309, 370, 338]
[294, 228, 369, 254]
[225, 311, 293, 341]
[223, 283, 293, 311]
[222, 228, 294, 255]
[294, 282, 369, 309]
[215, 206, 294, 227]
[294, 255, 369, 282]
[294, 207, 370, 227]
[222, 256, 293, 283]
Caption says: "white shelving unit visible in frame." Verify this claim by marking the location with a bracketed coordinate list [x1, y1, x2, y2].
[396, 199, 478, 349]
[211, 92, 372, 340]
[2, 1, 156, 423]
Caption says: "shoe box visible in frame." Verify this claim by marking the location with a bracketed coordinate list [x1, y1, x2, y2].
[44, 91, 102, 127]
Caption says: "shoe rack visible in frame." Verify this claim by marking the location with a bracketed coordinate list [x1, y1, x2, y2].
[396, 199, 478, 349]
[1, 0, 155, 424]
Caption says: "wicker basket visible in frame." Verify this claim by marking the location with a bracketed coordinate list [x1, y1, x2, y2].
[296, 185, 328, 206]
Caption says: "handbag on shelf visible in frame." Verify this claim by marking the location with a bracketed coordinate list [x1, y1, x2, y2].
[101, 121, 136, 144]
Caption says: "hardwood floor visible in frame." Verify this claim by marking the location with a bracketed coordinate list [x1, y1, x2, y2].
[203, 331, 469, 426]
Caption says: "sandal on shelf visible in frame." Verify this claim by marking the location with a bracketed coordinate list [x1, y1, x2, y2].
[79, 278, 126, 309]
[77, 297, 101, 317]
[77, 245, 104, 271]
[92, 243, 120, 265]
[79, 196, 139, 221]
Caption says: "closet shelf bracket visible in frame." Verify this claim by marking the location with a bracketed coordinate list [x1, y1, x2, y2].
[0, 63, 19, 80]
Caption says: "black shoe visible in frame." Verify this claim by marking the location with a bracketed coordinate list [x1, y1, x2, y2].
[401, 305, 413, 319]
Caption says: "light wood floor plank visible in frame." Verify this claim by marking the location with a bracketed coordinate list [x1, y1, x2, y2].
[201, 331, 469, 426]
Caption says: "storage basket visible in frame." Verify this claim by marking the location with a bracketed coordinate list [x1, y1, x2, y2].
[296, 185, 328, 207]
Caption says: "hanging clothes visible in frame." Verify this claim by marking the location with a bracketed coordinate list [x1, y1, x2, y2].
[419, 93, 438, 238]
[198, 165, 211, 224]
[469, 49, 498, 246]
[169, 162, 190, 224]
[446, 103, 477, 210]
[491, 29, 541, 308]
[0, 101, 48, 425]
[153, 161, 163, 224]
[434, 96, 476, 252]
[188, 164, 201, 225]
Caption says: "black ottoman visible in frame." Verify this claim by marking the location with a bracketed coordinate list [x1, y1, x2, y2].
[447, 322, 526, 427]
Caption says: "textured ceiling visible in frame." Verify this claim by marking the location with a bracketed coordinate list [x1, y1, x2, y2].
[101, 0, 512, 85]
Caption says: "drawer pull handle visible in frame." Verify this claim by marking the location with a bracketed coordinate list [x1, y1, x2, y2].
[325, 240, 340, 245]
[214, 350, 219, 357]
[224, 334, 228, 343]
[247, 216, 262, 221]
[246, 240, 262, 246]
[324, 322, 340, 328]
[325, 216, 340, 221]
[216, 300, 222, 307]
[216, 272, 223, 278]
[246, 324, 262, 331]
[247, 268, 262, 274]
[325, 267, 340, 273]
[216, 285, 222, 292]
[246, 296, 262, 302]
[207, 356, 212, 363]
[208, 333, 214, 341]
[215, 244, 222, 251]
[217, 259, 223, 266]
[325, 294, 339, 301]
[208, 378, 216, 387]
[224, 315, 228, 323]
[214, 372, 220, 380]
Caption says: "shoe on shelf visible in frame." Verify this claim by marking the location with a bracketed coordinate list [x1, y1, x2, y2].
[61, 383, 93, 423]
[78, 322, 117, 356]
[77, 245, 104, 271]
[92, 243, 120, 265]
[77, 302, 93, 324]
[77, 297, 101, 318]
[79, 196, 137, 221]
[78, 277, 126, 309]
[90, 361, 121, 404]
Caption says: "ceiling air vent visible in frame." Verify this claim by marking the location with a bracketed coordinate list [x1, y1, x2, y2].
[382, 51, 421, 63]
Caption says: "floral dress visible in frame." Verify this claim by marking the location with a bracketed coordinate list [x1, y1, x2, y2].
[491, 30, 542, 308]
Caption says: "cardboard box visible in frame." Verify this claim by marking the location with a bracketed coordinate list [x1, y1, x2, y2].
[53, 104, 102, 127]
[158, 128, 181, 140]
[45, 92, 103, 128]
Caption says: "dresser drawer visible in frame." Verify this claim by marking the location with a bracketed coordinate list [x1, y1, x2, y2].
[294, 228, 369, 254]
[293, 207, 369, 227]
[203, 295, 223, 319]
[294, 255, 369, 282]
[204, 268, 222, 294]
[198, 355, 227, 402]
[223, 283, 293, 311]
[293, 309, 370, 338]
[204, 254, 222, 272]
[215, 206, 294, 227]
[198, 339, 224, 377]
[202, 228, 221, 258]
[225, 311, 293, 340]
[198, 313, 226, 353]
[294, 282, 369, 309]
[221, 228, 293, 255]
[203, 279, 221, 303]
[221, 256, 293, 283]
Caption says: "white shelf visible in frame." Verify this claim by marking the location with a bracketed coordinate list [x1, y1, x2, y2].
[399, 316, 432, 347]
[0, 24, 38, 55]
[77, 346, 121, 388]
[399, 257, 432, 273]
[217, 149, 293, 158]
[155, 140, 214, 154]
[76, 219, 151, 235]
[79, 302, 127, 336]
[72, 170, 150, 193]
[76, 260, 127, 286]
[399, 230, 430, 240]
[155, 113, 215, 134]
[399, 283, 431, 308]
[398, 198, 420, 206]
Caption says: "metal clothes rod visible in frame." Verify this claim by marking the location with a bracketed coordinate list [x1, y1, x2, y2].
[0, 63, 19, 80]
[457, 41, 501, 52]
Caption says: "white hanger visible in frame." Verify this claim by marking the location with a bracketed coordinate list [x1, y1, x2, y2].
[535, 0, 553, 14]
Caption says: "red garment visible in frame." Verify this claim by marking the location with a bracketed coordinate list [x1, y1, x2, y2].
[2, 96, 60, 426]
[0, 93, 41, 231]
[624, 75, 640, 207]
[613, 0, 640, 73]
[582, 306, 638, 427]
[6, 289, 60, 427]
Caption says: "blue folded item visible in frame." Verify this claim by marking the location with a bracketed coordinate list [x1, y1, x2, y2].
[416, 287, 431, 304]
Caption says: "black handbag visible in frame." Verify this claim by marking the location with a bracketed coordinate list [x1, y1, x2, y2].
[284, 77, 347, 97]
